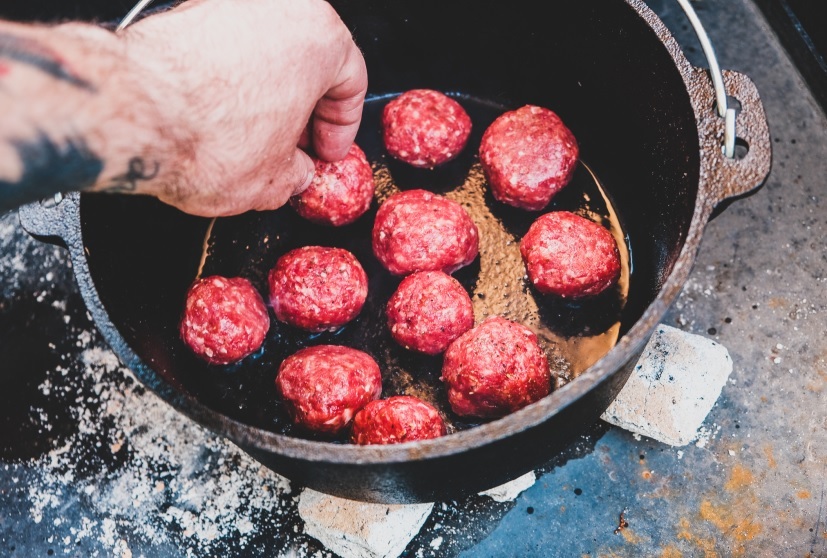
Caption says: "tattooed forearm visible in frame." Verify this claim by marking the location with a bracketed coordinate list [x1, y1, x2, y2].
[0, 131, 103, 212]
[0, 31, 95, 91]
[103, 157, 160, 193]
[0, 21, 176, 213]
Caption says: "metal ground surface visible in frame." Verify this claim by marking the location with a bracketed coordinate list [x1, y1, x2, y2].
[1, 0, 825, 556]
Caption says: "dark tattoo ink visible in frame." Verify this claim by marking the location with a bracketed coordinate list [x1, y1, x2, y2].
[0, 31, 95, 91]
[0, 131, 103, 213]
[103, 157, 160, 193]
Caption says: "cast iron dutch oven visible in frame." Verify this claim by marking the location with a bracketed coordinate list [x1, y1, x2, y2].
[20, 0, 771, 503]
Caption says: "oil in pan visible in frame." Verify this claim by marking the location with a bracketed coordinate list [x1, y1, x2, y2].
[185, 94, 632, 440]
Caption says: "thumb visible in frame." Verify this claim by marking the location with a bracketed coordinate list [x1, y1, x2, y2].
[253, 148, 316, 212]
[288, 148, 317, 196]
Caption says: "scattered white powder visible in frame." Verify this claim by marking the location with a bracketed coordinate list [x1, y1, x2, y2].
[23, 334, 308, 557]
[76, 330, 93, 348]
[694, 424, 721, 449]
[0, 222, 67, 290]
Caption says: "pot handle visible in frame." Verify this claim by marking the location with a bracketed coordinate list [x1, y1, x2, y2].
[18, 191, 81, 247]
[691, 68, 772, 209]
[675, 0, 772, 209]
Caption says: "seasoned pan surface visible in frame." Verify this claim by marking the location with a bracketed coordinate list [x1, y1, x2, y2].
[161, 96, 633, 442]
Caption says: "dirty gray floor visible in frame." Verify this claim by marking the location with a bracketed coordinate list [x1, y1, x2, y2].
[1, 0, 825, 557]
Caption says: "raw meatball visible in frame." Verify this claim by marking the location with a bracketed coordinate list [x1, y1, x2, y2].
[479, 105, 579, 211]
[382, 89, 472, 168]
[386, 271, 474, 355]
[372, 189, 479, 275]
[351, 396, 446, 445]
[290, 144, 375, 226]
[520, 211, 621, 299]
[276, 345, 382, 435]
[441, 316, 551, 418]
[268, 246, 368, 332]
[179, 275, 269, 365]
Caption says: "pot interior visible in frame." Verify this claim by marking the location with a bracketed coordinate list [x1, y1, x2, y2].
[78, 0, 700, 445]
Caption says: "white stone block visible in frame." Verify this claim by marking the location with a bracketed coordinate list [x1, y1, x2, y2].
[601, 324, 732, 447]
[298, 489, 433, 558]
[478, 471, 537, 502]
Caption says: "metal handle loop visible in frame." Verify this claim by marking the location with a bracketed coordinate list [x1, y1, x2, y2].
[117, 0, 156, 32]
[675, 0, 736, 159]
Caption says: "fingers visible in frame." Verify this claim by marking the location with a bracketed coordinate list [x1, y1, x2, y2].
[311, 40, 368, 162]
[252, 147, 316, 212]
[290, 148, 317, 196]
[177, 148, 316, 217]
[298, 121, 312, 151]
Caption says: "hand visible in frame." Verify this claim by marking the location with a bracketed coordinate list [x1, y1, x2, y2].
[124, 0, 368, 216]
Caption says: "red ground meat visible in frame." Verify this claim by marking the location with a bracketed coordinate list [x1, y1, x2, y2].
[520, 211, 621, 299]
[276, 345, 382, 435]
[179, 276, 269, 365]
[479, 105, 579, 211]
[382, 89, 472, 168]
[441, 316, 551, 418]
[268, 246, 368, 332]
[351, 396, 446, 445]
[372, 189, 479, 276]
[290, 144, 375, 226]
[386, 271, 474, 355]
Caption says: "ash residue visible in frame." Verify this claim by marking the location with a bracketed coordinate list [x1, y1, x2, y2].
[0, 213, 335, 558]
[405, 496, 514, 558]
[13, 329, 322, 557]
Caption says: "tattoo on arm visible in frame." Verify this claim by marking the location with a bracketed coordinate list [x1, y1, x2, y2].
[0, 31, 96, 91]
[0, 131, 103, 212]
[102, 157, 160, 193]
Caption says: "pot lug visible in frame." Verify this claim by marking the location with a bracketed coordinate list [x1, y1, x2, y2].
[18, 191, 81, 246]
[688, 68, 772, 211]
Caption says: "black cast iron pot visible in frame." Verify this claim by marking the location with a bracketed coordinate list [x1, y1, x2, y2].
[19, 0, 771, 503]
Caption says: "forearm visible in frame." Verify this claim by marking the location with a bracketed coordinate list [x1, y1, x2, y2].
[0, 0, 366, 217]
[0, 21, 177, 211]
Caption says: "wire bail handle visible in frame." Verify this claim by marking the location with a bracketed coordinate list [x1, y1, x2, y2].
[118, 0, 738, 159]
[117, 0, 156, 31]
[676, 0, 737, 159]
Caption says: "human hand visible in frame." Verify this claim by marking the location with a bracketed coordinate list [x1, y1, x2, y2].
[124, 0, 368, 216]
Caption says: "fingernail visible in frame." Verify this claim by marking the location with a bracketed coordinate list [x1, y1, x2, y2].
[292, 164, 315, 196]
